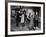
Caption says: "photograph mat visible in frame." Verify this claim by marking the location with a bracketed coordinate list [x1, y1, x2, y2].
[8, 2, 43, 35]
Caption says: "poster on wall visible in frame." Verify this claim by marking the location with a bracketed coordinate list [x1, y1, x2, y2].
[5, 1, 45, 36]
